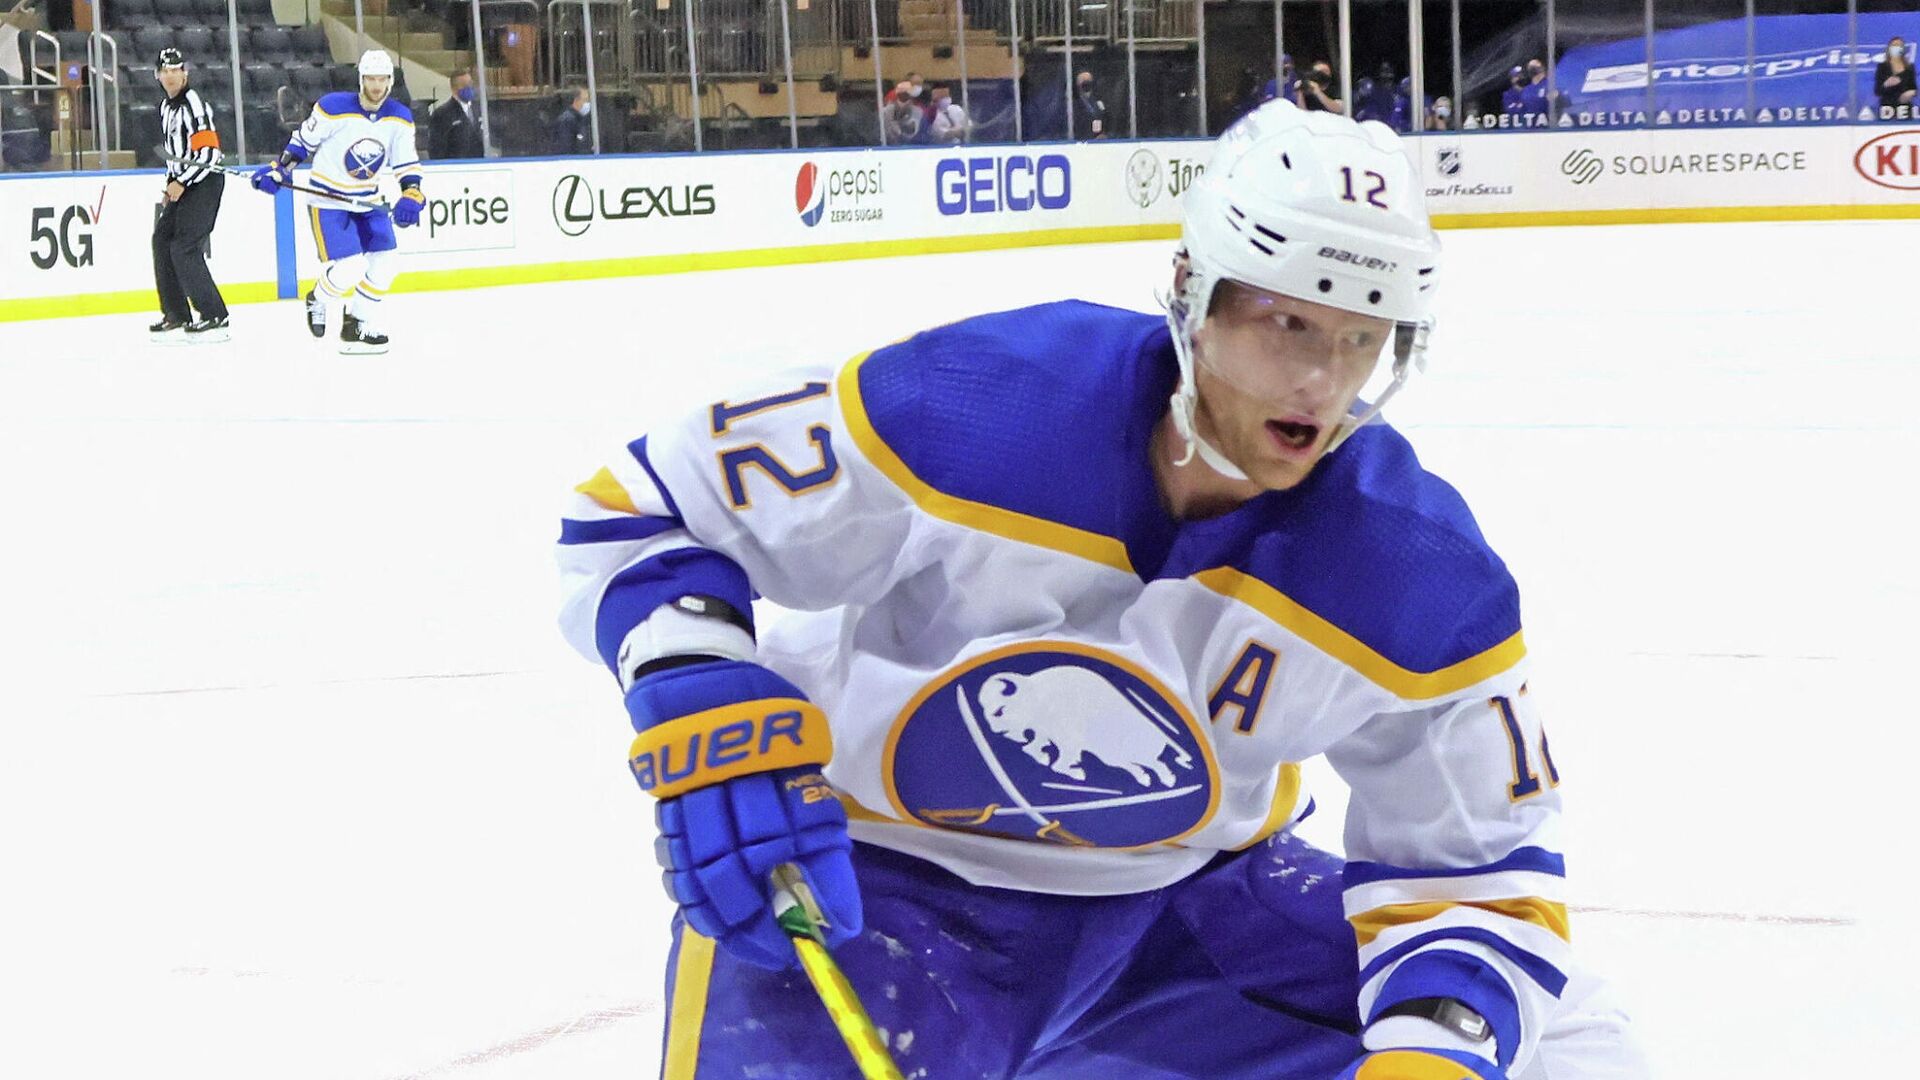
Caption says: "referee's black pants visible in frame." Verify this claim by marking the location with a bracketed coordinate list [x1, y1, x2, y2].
[152, 177, 228, 321]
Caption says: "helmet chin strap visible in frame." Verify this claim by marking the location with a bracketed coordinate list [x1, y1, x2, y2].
[1168, 380, 1251, 481]
[1163, 270, 1252, 483]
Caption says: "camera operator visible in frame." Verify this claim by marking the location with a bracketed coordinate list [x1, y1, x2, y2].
[1295, 61, 1345, 115]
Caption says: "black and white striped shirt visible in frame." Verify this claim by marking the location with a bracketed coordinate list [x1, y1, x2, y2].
[161, 86, 222, 186]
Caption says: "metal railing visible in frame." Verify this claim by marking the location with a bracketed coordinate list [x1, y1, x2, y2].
[87, 30, 122, 169]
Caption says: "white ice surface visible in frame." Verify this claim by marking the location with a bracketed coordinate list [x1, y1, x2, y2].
[2, 221, 1915, 1077]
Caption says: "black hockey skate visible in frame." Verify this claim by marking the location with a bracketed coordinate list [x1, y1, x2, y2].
[149, 316, 189, 345]
[304, 289, 327, 338]
[185, 316, 230, 343]
[339, 313, 389, 355]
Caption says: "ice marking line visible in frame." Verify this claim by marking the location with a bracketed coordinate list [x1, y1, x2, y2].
[86, 670, 538, 698]
[1568, 904, 1856, 927]
[381, 1002, 659, 1079]
[1621, 651, 1842, 661]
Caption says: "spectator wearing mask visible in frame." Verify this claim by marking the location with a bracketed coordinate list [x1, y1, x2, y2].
[886, 72, 928, 111]
[1520, 59, 1550, 121]
[1429, 94, 1454, 130]
[929, 84, 969, 143]
[1877, 38, 1916, 116]
[883, 80, 923, 144]
[1074, 70, 1107, 138]
[429, 70, 485, 160]
[1500, 65, 1526, 120]
[1354, 63, 1397, 125]
[1296, 60, 1344, 114]
[552, 86, 592, 154]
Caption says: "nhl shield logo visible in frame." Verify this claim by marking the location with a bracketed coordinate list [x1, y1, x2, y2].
[1437, 146, 1462, 178]
[344, 137, 387, 180]
[884, 642, 1218, 848]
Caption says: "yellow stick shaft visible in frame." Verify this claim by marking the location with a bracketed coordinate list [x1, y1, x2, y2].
[789, 935, 906, 1080]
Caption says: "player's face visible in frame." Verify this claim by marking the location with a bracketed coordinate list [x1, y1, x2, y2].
[1191, 281, 1394, 491]
[360, 74, 392, 106]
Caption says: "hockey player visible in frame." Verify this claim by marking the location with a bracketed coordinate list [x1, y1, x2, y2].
[250, 49, 422, 355]
[557, 100, 1647, 1079]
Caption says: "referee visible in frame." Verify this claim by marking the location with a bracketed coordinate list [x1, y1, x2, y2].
[151, 47, 230, 343]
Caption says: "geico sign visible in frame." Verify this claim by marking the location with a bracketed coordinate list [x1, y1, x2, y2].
[935, 154, 1071, 215]
[1854, 129, 1920, 191]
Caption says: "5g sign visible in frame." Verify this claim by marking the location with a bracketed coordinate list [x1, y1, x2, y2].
[28, 191, 103, 269]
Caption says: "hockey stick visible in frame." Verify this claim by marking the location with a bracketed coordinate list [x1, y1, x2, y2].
[160, 153, 390, 212]
[769, 863, 905, 1080]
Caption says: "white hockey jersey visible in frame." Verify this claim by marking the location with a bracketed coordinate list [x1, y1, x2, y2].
[287, 91, 420, 207]
[557, 300, 1574, 1066]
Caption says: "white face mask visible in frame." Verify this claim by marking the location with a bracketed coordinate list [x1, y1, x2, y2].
[1435, 104, 1451, 119]
[578, 101, 591, 116]
[910, 84, 923, 97]
[1894, 45, 1907, 58]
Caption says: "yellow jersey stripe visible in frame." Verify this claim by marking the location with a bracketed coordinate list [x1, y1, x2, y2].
[1195, 567, 1526, 701]
[1350, 897, 1571, 949]
[836, 352, 1135, 574]
[662, 926, 717, 1080]
[1229, 762, 1303, 851]
[574, 467, 639, 515]
[309, 169, 379, 194]
[307, 206, 329, 262]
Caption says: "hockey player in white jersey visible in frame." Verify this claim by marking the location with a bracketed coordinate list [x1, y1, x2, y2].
[558, 100, 1648, 1079]
[250, 49, 422, 355]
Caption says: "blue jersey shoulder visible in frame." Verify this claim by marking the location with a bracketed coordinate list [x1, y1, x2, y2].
[852, 301, 1519, 676]
[377, 98, 414, 123]
[854, 300, 1168, 546]
[1230, 425, 1520, 676]
[315, 91, 362, 117]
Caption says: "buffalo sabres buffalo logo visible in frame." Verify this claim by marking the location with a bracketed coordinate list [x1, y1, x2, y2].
[343, 137, 387, 180]
[885, 643, 1218, 848]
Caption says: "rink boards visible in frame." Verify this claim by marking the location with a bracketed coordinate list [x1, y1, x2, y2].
[2, 125, 1916, 321]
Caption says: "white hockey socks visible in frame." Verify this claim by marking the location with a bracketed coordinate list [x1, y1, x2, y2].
[348, 248, 397, 330]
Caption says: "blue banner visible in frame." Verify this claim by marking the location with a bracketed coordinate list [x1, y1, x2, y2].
[1552, 12, 1920, 126]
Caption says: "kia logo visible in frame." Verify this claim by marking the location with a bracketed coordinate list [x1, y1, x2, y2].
[1854, 129, 1920, 191]
[1561, 148, 1603, 185]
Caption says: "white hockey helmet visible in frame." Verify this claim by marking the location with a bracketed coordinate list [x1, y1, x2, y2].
[1168, 98, 1442, 477]
[357, 49, 394, 80]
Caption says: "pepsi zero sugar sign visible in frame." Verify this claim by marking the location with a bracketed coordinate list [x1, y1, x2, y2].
[794, 161, 886, 227]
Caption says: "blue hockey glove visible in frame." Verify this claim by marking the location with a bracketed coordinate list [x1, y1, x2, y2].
[392, 186, 424, 227]
[627, 659, 860, 970]
[1335, 1049, 1507, 1080]
[249, 162, 288, 194]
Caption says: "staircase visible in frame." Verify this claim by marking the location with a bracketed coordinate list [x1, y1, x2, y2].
[318, 0, 474, 86]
